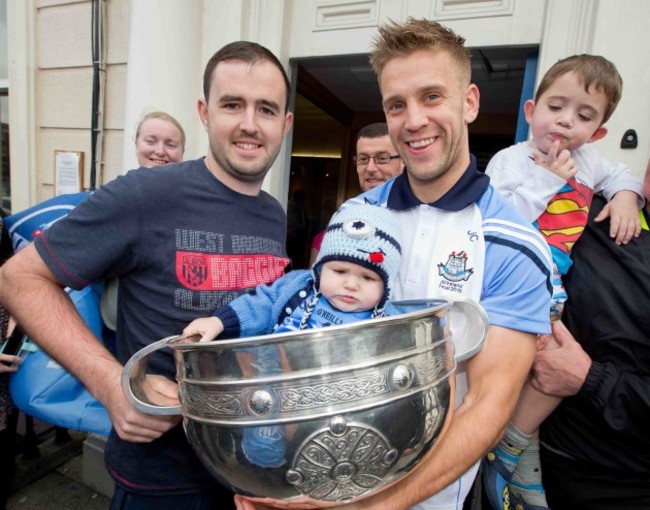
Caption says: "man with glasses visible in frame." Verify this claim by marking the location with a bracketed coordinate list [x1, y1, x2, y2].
[354, 122, 404, 192]
[310, 123, 403, 265]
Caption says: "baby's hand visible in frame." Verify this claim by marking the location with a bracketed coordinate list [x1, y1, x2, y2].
[594, 190, 642, 245]
[531, 140, 577, 182]
[183, 317, 224, 342]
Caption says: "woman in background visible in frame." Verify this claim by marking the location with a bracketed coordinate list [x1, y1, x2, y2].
[101, 112, 186, 333]
[134, 111, 185, 168]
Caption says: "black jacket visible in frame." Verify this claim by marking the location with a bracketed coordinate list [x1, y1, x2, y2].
[541, 195, 650, 475]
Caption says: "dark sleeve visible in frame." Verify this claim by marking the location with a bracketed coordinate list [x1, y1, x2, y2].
[563, 195, 650, 439]
[33, 174, 143, 288]
[579, 359, 650, 436]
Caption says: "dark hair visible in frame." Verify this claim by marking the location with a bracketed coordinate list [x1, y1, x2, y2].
[370, 18, 472, 85]
[202, 41, 291, 112]
[357, 122, 389, 140]
[535, 54, 623, 124]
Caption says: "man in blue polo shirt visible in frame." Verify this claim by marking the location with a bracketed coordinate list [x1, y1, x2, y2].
[334, 19, 552, 510]
[232, 18, 552, 510]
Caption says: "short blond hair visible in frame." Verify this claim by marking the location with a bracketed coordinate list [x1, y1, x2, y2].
[370, 18, 472, 85]
[136, 111, 186, 150]
[535, 54, 623, 124]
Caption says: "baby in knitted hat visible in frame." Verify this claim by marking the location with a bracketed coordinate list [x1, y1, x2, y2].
[183, 203, 402, 341]
[182, 204, 402, 469]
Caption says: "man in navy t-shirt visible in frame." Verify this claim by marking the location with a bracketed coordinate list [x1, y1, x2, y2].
[0, 41, 293, 510]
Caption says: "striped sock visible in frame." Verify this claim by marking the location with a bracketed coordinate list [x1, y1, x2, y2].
[510, 438, 549, 508]
[493, 422, 531, 473]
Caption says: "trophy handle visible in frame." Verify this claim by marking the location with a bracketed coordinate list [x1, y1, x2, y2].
[449, 298, 490, 362]
[121, 335, 185, 416]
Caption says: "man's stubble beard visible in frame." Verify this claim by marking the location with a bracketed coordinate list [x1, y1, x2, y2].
[403, 132, 465, 186]
[208, 137, 278, 185]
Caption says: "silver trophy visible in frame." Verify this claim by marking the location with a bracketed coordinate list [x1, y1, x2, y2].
[122, 298, 488, 506]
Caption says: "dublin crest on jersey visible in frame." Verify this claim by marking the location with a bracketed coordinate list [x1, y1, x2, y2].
[438, 251, 473, 282]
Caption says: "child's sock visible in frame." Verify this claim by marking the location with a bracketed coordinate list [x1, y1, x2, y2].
[491, 422, 531, 474]
[509, 437, 549, 508]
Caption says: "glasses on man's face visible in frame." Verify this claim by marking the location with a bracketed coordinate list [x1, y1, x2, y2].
[353, 154, 400, 166]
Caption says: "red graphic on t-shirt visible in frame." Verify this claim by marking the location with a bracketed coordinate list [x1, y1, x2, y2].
[537, 179, 594, 254]
[176, 252, 289, 290]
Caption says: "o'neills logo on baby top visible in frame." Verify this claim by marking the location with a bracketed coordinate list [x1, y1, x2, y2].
[176, 252, 288, 290]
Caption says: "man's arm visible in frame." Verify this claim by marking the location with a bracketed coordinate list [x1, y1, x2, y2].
[354, 325, 536, 509]
[0, 244, 179, 441]
[533, 320, 650, 436]
[234, 325, 536, 510]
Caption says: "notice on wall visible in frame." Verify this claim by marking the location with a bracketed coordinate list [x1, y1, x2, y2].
[55, 150, 84, 195]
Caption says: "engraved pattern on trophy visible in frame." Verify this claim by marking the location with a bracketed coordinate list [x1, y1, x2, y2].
[183, 385, 245, 417]
[286, 416, 399, 501]
[181, 348, 453, 420]
[280, 372, 388, 411]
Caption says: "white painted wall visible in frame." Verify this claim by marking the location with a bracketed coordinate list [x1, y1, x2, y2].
[289, 0, 546, 58]
[121, 0, 202, 172]
[589, 0, 649, 178]
[8, 0, 650, 209]
[8, 0, 130, 205]
[6, 0, 36, 212]
[538, 0, 650, 180]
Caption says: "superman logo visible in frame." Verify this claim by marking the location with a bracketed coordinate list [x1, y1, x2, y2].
[537, 178, 593, 254]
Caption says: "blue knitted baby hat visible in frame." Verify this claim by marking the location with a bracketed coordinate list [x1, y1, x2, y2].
[313, 204, 402, 311]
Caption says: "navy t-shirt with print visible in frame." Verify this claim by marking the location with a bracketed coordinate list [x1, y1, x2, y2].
[35, 158, 289, 494]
